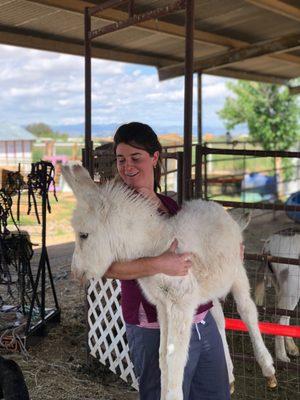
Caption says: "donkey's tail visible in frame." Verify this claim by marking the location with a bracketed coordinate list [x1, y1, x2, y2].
[255, 239, 280, 306]
[255, 261, 267, 306]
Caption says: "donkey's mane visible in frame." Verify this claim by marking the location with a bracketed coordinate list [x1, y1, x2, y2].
[99, 179, 162, 216]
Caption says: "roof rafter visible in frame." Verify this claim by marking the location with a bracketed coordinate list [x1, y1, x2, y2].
[289, 86, 300, 95]
[0, 25, 176, 67]
[245, 0, 300, 23]
[158, 33, 300, 81]
[206, 68, 289, 86]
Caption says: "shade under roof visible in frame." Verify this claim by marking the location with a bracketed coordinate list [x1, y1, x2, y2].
[0, 0, 300, 85]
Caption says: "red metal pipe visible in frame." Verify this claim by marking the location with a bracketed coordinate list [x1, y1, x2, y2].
[225, 318, 300, 338]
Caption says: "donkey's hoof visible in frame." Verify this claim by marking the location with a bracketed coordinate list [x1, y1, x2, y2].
[287, 345, 299, 357]
[267, 375, 277, 389]
[288, 348, 300, 357]
[230, 381, 235, 395]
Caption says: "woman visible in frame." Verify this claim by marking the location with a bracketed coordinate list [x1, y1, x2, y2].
[105, 122, 230, 400]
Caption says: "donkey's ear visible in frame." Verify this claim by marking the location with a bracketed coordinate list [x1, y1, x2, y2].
[62, 164, 98, 203]
[229, 208, 252, 232]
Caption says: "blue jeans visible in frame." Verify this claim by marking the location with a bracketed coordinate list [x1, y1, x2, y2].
[126, 311, 230, 400]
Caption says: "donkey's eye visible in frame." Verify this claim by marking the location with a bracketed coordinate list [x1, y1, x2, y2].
[79, 232, 89, 240]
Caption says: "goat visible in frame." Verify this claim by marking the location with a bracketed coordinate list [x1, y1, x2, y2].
[63, 164, 276, 400]
[0, 356, 29, 400]
[255, 228, 300, 362]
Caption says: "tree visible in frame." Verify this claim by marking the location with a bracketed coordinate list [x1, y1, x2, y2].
[26, 123, 68, 140]
[218, 81, 299, 151]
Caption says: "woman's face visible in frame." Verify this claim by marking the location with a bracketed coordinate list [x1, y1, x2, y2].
[116, 143, 159, 191]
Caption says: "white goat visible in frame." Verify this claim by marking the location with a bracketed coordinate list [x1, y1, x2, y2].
[63, 165, 276, 400]
[255, 228, 300, 362]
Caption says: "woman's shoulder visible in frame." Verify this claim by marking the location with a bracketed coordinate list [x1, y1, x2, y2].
[156, 193, 180, 215]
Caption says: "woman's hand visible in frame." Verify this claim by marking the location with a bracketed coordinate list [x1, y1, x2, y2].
[154, 239, 192, 276]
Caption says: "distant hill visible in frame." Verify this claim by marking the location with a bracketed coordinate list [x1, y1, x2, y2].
[51, 123, 229, 138]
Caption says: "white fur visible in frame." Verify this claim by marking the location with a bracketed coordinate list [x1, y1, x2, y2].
[63, 165, 275, 400]
[255, 231, 300, 362]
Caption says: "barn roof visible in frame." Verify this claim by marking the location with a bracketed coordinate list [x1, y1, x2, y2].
[0, 0, 300, 86]
[0, 122, 36, 141]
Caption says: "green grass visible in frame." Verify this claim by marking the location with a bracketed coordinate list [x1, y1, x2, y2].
[6, 192, 76, 245]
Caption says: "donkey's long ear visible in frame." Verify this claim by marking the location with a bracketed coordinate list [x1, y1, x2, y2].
[229, 208, 252, 232]
[62, 164, 98, 204]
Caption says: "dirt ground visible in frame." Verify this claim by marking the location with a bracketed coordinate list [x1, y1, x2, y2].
[0, 210, 299, 400]
[0, 242, 137, 400]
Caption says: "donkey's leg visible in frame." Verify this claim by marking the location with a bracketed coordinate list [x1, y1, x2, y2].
[231, 270, 277, 388]
[285, 335, 299, 357]
[165, 301, 195, 400]
[210, 299, 235, 393]
[156, 302, 169, 400]
[276, 282, 300, 361]
[275, 316, 291, 362]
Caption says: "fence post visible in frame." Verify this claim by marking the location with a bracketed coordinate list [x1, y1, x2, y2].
[177, 151, 183, 206]
[195, 144, 203, 199]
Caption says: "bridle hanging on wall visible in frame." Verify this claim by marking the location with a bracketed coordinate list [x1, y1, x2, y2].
[4, 170, 26, 222]
[27, 161, 58, 224]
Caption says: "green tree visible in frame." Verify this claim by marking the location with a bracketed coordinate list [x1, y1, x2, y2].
[26, 122, 68, 140]
[218, 81, 299, 151]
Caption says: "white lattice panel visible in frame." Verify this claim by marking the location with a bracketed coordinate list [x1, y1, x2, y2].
[87, 278, 138, 389]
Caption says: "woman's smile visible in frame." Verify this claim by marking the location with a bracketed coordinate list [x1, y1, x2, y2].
[116, 143, 159, 191]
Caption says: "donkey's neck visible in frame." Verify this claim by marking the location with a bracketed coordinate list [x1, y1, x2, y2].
[100, 181, 172, 260]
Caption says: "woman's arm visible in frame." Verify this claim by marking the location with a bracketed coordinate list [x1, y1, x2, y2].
[104, 239, 192, 280]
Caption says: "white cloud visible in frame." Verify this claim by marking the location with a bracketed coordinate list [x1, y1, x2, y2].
[0, 44, 231, 133]
[203, 82, 229, 99]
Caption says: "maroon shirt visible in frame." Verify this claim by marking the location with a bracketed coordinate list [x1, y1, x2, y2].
[120, 193, 213, 325]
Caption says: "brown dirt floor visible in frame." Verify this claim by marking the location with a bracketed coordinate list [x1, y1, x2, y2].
[0, 210, 299, 400]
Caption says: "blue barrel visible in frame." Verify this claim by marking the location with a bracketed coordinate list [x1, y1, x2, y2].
[286, 191, 300, 223]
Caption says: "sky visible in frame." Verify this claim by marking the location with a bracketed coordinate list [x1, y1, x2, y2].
[0, 43, 238, 135]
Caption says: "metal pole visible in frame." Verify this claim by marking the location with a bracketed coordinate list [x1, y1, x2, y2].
[197, 73, 202, 144]
[195, 144, 202, 198]
[183, 0, 195, 200]
[204, 143, 208, 200]
[128, 0, 134, 17]
[177, 151, 183, 206]
[40, 163, 47, 323]
[84, 7, 92, 173]
[194, 73, 203, 199]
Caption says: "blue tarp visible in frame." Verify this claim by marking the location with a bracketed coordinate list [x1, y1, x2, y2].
[286, 191, 300, 223]
[241, 173, 277, 202]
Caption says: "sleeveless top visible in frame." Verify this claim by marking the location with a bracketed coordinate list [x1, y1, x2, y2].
[120, 193, 213, 325]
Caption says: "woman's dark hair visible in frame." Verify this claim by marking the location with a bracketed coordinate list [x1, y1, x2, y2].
[113, 122, 163, 192]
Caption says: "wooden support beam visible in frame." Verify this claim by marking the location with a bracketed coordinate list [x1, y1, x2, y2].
[205, 68, 289, 85]
[158, 33, 300, 80]
[245, 0, 300, 23]
[0, 26, 176, 67]
[289, 86, 300, 95]
[276, 52, 300, 66]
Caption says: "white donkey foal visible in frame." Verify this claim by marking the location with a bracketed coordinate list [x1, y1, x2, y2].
[256, 228, 300, 362]
[63, 165, 276, 400]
